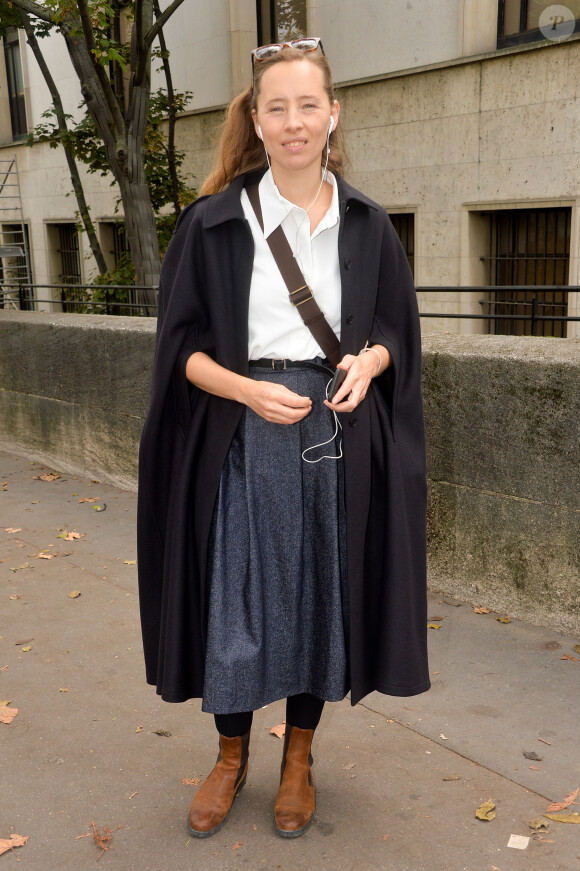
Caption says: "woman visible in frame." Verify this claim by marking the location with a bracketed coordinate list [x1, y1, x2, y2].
[137, 38, 429, 840]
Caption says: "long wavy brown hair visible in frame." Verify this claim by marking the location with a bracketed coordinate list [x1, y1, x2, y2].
[201, 47, 348, 196]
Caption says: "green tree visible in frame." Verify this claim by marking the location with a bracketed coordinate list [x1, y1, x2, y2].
[4, 0, 190, 301]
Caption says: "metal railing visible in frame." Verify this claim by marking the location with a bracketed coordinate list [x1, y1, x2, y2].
[418, 286, 580, 336]
[0, 283, 157, 316]
[1, 283, 579, 335]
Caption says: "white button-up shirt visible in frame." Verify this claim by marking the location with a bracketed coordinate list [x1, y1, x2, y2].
[241, 169, 342, 361]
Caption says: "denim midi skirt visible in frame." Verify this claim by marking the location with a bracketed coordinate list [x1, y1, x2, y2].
[201, 363, 349, 714]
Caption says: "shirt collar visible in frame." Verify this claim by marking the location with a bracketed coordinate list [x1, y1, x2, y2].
[258, 168, 340, 239]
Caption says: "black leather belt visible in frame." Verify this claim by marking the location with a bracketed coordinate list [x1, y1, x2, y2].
[249, 357, 332, 373]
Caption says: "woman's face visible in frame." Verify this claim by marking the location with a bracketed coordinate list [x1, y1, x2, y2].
[252, 59, 340, 177]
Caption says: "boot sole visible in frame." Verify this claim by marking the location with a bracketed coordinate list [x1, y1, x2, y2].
[187, 776, 246, 838]
[274, 813, 314, 838]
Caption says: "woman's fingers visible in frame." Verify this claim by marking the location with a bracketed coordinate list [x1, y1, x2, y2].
[248, 381, 312, 424]
[324, 352, 376, 412]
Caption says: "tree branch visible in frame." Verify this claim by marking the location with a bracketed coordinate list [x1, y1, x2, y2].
[4, 0, 55, 25]
[143, 0, 187, 51]
[76, 0, 125, 135]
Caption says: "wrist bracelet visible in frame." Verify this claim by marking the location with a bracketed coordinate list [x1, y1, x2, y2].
[359, 344, 382, 376]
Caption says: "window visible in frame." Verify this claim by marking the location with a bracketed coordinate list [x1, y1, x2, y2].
[257, 0, 307, 45]
[389, 213, 415, 279]
[0, 223, 33, 309]
[3, 27, 27, 139]
[482, 208, 571, 337]
[498, 0, 580, 47]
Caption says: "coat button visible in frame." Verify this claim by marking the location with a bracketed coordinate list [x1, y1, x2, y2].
[349, 416, 358, 427]
[345, 313, 354, 324]
[344, 258, 352, 269]
[345, 205, 350, 213]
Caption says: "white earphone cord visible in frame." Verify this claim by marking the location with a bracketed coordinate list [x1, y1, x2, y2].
[301, 377, 343, 464]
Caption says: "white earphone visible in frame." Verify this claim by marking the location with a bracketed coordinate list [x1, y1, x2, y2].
[258, 124, 263, 140]
[329, 116, 334, 135]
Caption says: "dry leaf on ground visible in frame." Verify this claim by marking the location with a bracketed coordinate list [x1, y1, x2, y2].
[4, 528, 22, 534]
[0, 834, 29, 856]
[34, 552, 54, 560]
[182, 777, 201, 786]
[473, 606, 491, 614]
[496, 615, 511, 624]
[543, 812, 580, 824]
[523, 750, 542, 761]
[545, 788, 579, 813]
[68, 591, 81, 599]
[57, 531, 85, 541]
[574, 645, 580, 656]
[529, 818, 549, 830]
[427, 623, 441, 630]
[78, 497, 100, 503]
[0, 706, 19, 724]
[269, 722, 286, 739]
[89, 821, 122, 860]
[560, 653, 579, 661]
[124, 560, 136, 565]
[476, 798, 496, 821]
[39, 473, 60, 482]
[232, 841, 245, 850]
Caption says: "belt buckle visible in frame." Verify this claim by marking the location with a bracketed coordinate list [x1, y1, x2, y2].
[271, 359, 287, 370]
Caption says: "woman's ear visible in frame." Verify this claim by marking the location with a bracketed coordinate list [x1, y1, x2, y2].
[251, 110, 262, 140]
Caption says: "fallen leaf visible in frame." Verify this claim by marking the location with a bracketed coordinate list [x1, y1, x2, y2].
[270, 722, 286, 739]
[9, 594, 23, 600]
[529, 818, 550, 830]
[35, 552, 54, 560]
[529, 765, 539, 771]
[473, 606, 491, 614]
[543, 812, 580, 824]
[476, 799, 496, 821]
[427, 623, 441, 630]
[68, 591, 81, 599]
[440, 733, 448, 740]
[0, 700, 11, 706]
[124, 560, 136, 565]
[443, 599, 462, 607]
[89, 820, 122, 860]
[496, 616, 511, 624]
[0, 834, 29, 857]
[21, 646, 32, 652]
[0, 705, 19, 724]
[574, 645, 580, 656]
[4, 528, 22, 534]
[57, 531, 84, 541]
[428, 616, 444, 622]
[382, 834, 391, 841]
[39, 473, 60, 482]
[341, 762, 356, 770]
[182, 777, 201, 786]
[560, 653, 579, 661]
[523, 750, 542, 761]
[443, 775, 461, 781]
[232, 841, 245, 850]
[546, 788, 579, 813]
[135, 725, 143, 733]
[152, 729, 172, 737]
[59, 688, 69, 693]
[78, 497, 101, 503]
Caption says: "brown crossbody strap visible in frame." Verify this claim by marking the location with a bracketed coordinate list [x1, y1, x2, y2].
[246, 183, 341, 368]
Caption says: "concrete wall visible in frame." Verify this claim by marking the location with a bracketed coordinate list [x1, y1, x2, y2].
[0, 311, 578, 633]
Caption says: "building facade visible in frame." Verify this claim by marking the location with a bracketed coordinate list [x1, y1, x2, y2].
[1, 0, 579, 335]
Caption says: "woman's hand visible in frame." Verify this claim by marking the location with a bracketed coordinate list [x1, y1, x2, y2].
[244, 379, 312, 424]
[324, 345, 390, 414]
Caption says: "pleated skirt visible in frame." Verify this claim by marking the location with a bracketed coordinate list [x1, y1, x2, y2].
[201, 363, 349, 714]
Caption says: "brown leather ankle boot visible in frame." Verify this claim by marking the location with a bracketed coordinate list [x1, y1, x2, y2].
[187, 731, 250, 838]
[274, 725, 315, 837]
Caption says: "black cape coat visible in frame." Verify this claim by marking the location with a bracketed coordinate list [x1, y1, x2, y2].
[137, 170, 430, 706]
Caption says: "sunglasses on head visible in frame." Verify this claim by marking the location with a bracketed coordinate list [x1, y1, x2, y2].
[251, 37, 325, 79]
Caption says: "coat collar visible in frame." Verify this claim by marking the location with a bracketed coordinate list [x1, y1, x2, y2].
[202, 170, 379, 229]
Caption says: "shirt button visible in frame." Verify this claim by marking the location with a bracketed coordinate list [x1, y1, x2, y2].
[344, 258, 352, 269]
[345, 313, 354, 325]
[349, 416, 358, 427]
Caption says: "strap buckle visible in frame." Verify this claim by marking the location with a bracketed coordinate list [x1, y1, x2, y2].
[289, 285, 314, 307]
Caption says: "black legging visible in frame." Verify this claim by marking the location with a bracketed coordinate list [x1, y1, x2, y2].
[214, 693, 325, 738]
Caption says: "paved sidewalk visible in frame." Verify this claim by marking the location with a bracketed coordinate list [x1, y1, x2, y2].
[1, 449, 579, 871]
